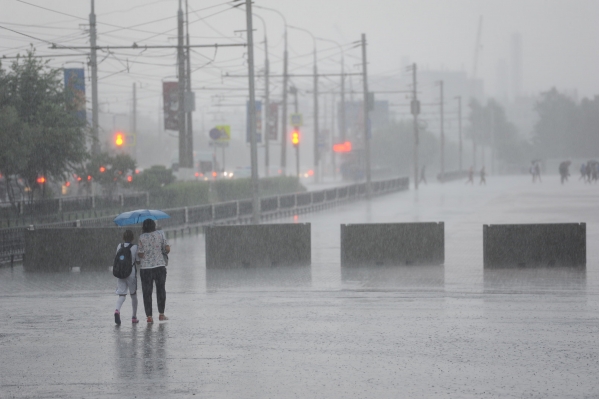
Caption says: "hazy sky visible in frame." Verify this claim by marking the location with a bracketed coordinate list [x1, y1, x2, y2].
[1, 0, 598, 116]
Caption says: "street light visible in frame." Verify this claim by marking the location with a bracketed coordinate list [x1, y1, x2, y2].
[254, 5, 289, 175]
[455, 96, 463, 171]
[316, 36, 346, 181]
[288, 25, 319, 183]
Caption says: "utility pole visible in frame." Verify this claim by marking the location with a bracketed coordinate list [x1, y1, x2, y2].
[245, 0, 260, 224]
[264, 32, 270, 177]
[291, 86, 299, 179]
[439, 80, 445, 179]
[313, 48, 319, 183]
[456, 96, 463, 171]
[132, 83, 137, 133]
[281, 30, 288, 175]
[410, 63, 420, 190]
[490, 105, 495, 175]
[89, 0, 99, 155]
[361, 34, 372, 197]
[177, 0, 188, 169]
[132, 82, 136, 160]
[185, 0, 194, 171]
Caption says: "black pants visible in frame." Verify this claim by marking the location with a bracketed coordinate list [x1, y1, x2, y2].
[140, 266, 167, 316]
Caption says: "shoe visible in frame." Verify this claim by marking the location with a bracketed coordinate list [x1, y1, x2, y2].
[114, 310, 121, 325]
[159, 314, 168, 321]
[132, 317, 139, 324]
[147, 316, 153, 323]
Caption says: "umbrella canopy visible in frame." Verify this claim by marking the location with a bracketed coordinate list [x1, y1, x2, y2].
[113, 209, 170, 226]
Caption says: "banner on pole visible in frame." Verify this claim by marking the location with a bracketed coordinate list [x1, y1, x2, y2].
[163, 82, 179, 131]
[246, 100, 262, 143]
[267, 102, 278, 140]
[63, 68, 86, 121]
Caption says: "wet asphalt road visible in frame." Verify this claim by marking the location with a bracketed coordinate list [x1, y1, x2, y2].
[1, 175, 598, 398]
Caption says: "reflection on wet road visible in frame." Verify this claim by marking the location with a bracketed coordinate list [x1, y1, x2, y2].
[1, 176, 598, 398]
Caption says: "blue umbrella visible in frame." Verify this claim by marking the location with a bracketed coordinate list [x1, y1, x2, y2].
[113, 209, 170, 226]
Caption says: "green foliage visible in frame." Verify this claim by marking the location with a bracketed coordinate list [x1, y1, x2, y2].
[151, 180, 211, 209]
[131, 165, 175, 193]
[214, 176, 305, 202]
[468, 99, 532, 165]
[76, 152, 136, 196]
[0, 49, 89, 202]
[370, 120, 439, 175]
[533, 88, 599, 158]
[146, 176, 305, 209]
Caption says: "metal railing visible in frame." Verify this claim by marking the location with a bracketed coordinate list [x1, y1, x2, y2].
[0, 177, 409, 263]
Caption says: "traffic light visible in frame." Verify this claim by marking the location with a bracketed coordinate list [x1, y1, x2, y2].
[115, 132, 124, 147]
[36, 176, 46, 184]
[291, 128, 300, 147]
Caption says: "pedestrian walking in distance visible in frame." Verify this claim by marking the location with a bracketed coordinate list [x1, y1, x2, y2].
[419, 165, 427, 185]
[479, 166, 486, 185]
[138, 218, 170, 323]
[112, 229, 139, 325]
[466, 166, 474, 184]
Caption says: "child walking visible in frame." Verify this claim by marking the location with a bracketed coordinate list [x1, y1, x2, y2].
[113, 229, 139, 325]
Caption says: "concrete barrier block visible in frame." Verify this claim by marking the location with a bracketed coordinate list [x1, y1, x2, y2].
[483, 223, 586, 268]
[24, 227, 136, 271]
[205, 223, 311, 268]
[340, 223, 444, 267]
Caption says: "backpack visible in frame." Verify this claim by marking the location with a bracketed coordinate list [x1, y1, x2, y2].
[113, 243, 134, 279]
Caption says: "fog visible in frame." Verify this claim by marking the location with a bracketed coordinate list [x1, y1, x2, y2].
[1, 0, 598, 172]
[2, 2, 599, 397]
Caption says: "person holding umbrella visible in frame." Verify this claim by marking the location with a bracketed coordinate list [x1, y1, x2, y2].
[114, 210, 171, 323]
[137, 218, 170, 323]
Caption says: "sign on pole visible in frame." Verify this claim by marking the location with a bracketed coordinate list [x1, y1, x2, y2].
[246, 100, 262, 143]
[267, 102, 278, 140]
[290, 113, 303, 127]
[209, 125, 231, 142]
[64, 68, 86, 121]
[163, 82, 179, 130]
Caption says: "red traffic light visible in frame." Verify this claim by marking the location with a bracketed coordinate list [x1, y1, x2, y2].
[36, 176, 46, 184]
[291, 129, 300, 147]
[333, 141, 352, 153]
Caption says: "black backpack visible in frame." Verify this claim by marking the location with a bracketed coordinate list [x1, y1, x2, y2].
[113, 243, 134, 279]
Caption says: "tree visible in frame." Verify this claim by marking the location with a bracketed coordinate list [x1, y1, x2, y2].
[76, 152, 136, 197]
[468, 99, 532, 166]
[371, 120, 439, 176]
[533, 88, 579, 158]
[0, 49, 89, 204]
[533, 89, 599, 159]
[131, 165, 175, 193]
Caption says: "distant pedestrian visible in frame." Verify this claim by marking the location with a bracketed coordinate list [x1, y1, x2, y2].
[530, 163, 536, 183]
[585, 163, 592, 183]
[559, 161, 570, 184]
[479, 166, 486, 185]
[138, 218, 170, 323]
[592, 163, 598, 183]
[113, 229, 139, 325]
[419, 165, 427, 185]
[466, 166, 474, 184]
[534, 162, 541, 183]
[579, 163, 586, 181]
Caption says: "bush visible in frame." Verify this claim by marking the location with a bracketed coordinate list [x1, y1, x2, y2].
[215, 176, 305, 202]
[132, 165, 175, 193]
[150, 181, 210, 209]
[147, 176, 305, 208]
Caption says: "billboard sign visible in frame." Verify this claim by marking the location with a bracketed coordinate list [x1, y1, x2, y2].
[163, 82, 179, 131]
[209, 125, 231, 142]
[246, 100, 262, 143]
[267, 102, 278, 140]
[63, 68, 86, 121]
